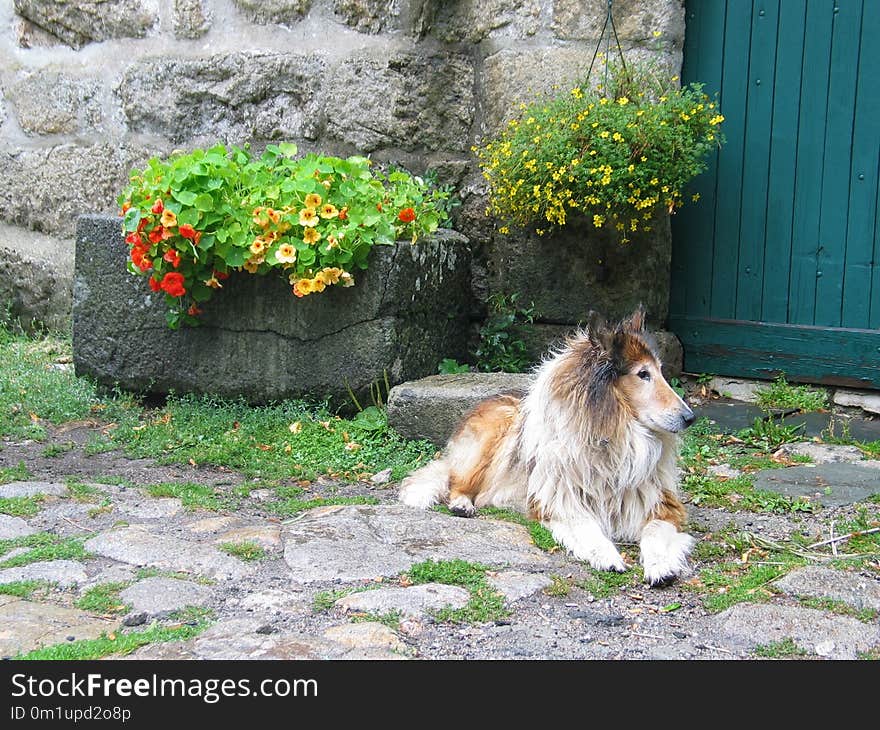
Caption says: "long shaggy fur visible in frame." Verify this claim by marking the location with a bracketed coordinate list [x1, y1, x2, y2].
[399, 308, 697, 586]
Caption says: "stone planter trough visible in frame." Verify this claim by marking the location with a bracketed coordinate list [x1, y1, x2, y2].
[73, 214, 472, 406]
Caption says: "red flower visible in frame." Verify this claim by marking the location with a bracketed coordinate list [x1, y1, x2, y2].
[137, 217, 148, 233]
[163, 249, 182, 268]
[376, 202, 383, 212]
[151, 199, 164, 215]
[131, 246, 153, 271]
[125, 232, 142, 246]
[213, 270, 229, 280]
[398, 207, 416, 223]
[178, 224, 197, 240]
[160, 272, 186, 297]
[187, 304, 203, 316]
[148, 276, 162, 292]
[338, 207, 348, 221]
[148, 226, 164, 244]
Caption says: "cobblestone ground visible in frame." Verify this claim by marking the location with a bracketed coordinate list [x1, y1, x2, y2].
[1, 408, 878, 661]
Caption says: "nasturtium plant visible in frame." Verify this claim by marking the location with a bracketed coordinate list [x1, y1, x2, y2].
[474, 57, 725, 242]
[118, 143, 451, 328]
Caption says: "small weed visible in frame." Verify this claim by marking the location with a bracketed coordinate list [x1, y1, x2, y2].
[404, 559, 509, 624]
[474, 292, 535, 373]
[169, 606, 216, 624]
[87, 498, 113, 518]
[134, 567, 215, 585]
[682, 473, 814, 514]
[0, 533, 88, 569]
[737, 417, 805, 449]
[544, 575, 571, 597]
[798, 596, 877, 623]
[577, 569, 641, 598]
[15, 622, 209, 660]
[75, 582, 131, 615]
[218, 541, 266, 562]
[145, 482, 229, 511]
[0, 580, 50, 598]
[691, 557, 803, 613]
[0, 495, 43, 517]
[312, 584, 380, 612]
[755, 375, 828, 412]
[438, 358, 471, 374]
[0, 462, 30, 484]
[753, 637, 808, 658]
[65, 479, 102, 502]
[695, 373, 714, 385]
[669, 377, 686, 398]
[350, 611, 401, 631]
[42, 441, 75, 458]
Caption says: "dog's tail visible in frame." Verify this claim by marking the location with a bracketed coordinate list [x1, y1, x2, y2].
[398, 457, 450, 509]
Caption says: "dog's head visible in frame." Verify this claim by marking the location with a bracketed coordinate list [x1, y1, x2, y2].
[579, 306, 695, 434]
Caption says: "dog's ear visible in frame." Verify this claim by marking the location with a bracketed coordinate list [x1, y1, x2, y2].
[621, 305, 646, 333]
[587, 310, 614, 352]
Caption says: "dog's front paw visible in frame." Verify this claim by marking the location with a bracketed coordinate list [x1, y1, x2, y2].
[448, 494, 477, 518]
[640, 522, 695, 587]
[586, 547, 627, 573]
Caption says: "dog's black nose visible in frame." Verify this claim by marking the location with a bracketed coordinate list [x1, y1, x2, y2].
[682, 407, 696, 428]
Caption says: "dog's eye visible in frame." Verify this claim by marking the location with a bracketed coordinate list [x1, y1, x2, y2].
[637, 369, 651, 381]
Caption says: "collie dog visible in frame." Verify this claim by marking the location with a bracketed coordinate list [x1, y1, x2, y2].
[399, 307, 697, 586]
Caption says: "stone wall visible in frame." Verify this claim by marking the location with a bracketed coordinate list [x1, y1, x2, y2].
[0, 0, 685, 348]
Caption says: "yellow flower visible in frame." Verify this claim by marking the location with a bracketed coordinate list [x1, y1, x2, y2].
[303, 227, 321, 245]
[653, 30, 662, 38]
[592, 214, 605, 228]
[570, 87, 583, 99]
[305, 193, 323, 209]
[204, 275, 222, 289]
[267, 208, 282, 225]
[617, 96, 629, 106]
[299, 207, 319, 227]
[320, 203, 339, 219]
[692, 193, 701, 202]
[612, 132, 624, 142]
[250, 237, 267, 256]
[599, 97, 609, 105]
[317, 267, 344, 285]
[325, 235, 339, 251]
[599, 130, 609, 138]
[293, 278, 314, 296]
[160, 209, 177, 228]
[243, 258, 261, 274]
[289, 421, 302, 434]
[275, 243, 297, 264]
[709, 114, 725, 125]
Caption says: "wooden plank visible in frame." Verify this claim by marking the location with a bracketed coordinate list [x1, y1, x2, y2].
[670, 0, 726, 319]
[841, 0, 879, 329]
[761, 0, 805, 323]
[735, 0, 779, 321]
[872, 154, 880, 328]
[708, 1, 752, 320]
[814, 0, 862, 327]
[788, 0, 834, 325]
[669, 315, 880, 388]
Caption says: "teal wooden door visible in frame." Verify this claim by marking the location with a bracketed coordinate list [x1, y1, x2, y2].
[669, 0, 880, 388]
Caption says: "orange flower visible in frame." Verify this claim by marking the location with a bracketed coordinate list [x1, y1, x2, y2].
[398, 207, 416, 223]
[204, 274, 222, 289]
[160, 209, 177, 228]
[250, 237, 268, 256]
[299, 207, 319, 227]
[303, 227, 321, 245]
[178, 224, 198, 240]
[267, 208, 282, 225]
[243, 258, 261, 274]
[275, 243, 297, 264]
[187, 304, 203, 316]
[151, 199, 164, 215]
[338, 207, 348, 221]
[305, 193, 323, 209]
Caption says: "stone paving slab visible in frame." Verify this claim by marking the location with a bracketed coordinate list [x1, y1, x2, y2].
[0, 481, 67, 498]
[0, 514, 35, 540]
[780, 442, 875, 465]
[116, 498, 183, 519]
[282, 504, 551, 583]
[487, 570, 552, 602]
[335, 583, 470, 618]
[753, 463, 880, 507]
[0, 559, 88, 587]
[774, 567, 880, 612]
[713, 603, 880, 659]
[84, 526, 254, 581]
[119, 577, 213, 616]
[214, 524, 281, 551]
[0, 597, 117, 658]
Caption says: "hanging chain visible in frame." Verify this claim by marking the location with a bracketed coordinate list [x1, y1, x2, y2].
[585, 0, 630, 96]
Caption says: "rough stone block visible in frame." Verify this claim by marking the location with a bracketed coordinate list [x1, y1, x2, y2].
[173, 0, 211, 38]
[324, 51, 475, 153]
[387, 372, 530, 446]
[232, 0, 311, 24]
[487, 217, 672, 330]
[333, 0, 397, 34]
[552, 0, 685, 44]
[432, 0, 542, 43]
[73, 215, 472, 406]
[4, 71, 103, 136]
[118, 52, 326, 145]
[0, 222, 74, 333]
[13, 0, 158, 49]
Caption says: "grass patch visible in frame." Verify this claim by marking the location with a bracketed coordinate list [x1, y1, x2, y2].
[753, 637, 808, 658]
[65, 479, 103, 502]
[577, 568, 641, 598]
[75, 582, 131, 615]
[755, 375, 828, 412]
[218, 541, 266, 562]
[0, 580, 50, 598]
[0, 462, 30, 484]
[350, 611, 401, 631]
[403, 559, 508, 624]
[134, 567, 215, 585]
[312, 583, 381, 612]
[264, 494, 378, 517]
[477, 506, 559, 551]
[169, 606, 216, 624]
[0, 533, 89, 569]
[145, 482, 229, 511]
[543, 575, 571, 597]
[110, 393, 435, 482]
[799, 596, 878, 623]
[14, 621, 209, 660]
[682, 473, 815, 514]
[0, 495, 44, 517]
[42, 441, 75, 458]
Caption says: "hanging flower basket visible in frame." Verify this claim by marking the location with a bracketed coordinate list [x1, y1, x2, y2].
[474, 57, 725, 242]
